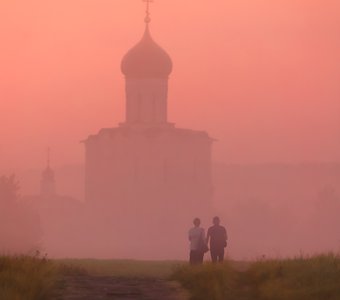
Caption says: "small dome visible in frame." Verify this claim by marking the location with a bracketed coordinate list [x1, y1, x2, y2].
[121, 25, 173, 78]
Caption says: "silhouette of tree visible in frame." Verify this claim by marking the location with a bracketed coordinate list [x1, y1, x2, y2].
[0, 174, 20, 203]
[0, 175, 42, 254]
[307, 185, 340, 251]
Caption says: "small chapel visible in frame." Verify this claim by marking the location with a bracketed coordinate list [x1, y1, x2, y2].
[83, 3, 214, 258]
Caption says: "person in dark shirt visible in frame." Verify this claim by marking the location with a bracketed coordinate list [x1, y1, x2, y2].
[206, 216, 227, 263]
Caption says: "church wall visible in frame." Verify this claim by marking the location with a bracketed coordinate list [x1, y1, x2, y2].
[85, 127, 214, 242]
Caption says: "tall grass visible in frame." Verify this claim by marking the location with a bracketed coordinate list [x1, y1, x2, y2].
[248, 254, 340, 300]
[172, 261, 240, 300]
[172, 254, 340, 300]
[0, 254, 58, 300]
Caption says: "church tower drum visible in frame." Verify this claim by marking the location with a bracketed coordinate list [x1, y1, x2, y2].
[84, 3, 214, 259]
[121, 23, 172, 125]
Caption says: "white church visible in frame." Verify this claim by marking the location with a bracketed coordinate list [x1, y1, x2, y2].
[83, 4, 214, 258]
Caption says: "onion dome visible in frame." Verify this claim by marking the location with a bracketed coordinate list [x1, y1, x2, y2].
[121, 25, 173, 79]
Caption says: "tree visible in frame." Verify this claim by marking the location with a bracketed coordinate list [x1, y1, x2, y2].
[0, 175, 20, 203]
[0, 175, 42, 254]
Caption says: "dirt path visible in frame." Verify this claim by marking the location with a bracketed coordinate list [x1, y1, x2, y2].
[53, 275, 189, 300]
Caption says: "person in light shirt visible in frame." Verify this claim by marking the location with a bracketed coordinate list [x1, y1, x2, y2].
[188, 218, 206, 265]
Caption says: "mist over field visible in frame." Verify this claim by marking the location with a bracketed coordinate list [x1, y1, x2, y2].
[1, 0, 340, 260]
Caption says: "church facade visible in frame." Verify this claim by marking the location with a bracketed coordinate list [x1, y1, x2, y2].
[84, 13, 214, 258]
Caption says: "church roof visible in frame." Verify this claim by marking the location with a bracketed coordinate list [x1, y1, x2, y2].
[84, 126, 215, 143]
[121, 25, 173, 79]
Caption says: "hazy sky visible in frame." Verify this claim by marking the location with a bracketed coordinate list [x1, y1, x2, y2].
[1, 0, 340, 172]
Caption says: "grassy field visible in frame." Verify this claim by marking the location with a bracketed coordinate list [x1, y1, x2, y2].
[172, 254, 340, 300]
[2, 254, 340, 300]
[0, 256, 184, 300]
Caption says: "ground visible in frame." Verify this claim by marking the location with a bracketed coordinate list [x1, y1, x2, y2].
[53, 275, 188, 300]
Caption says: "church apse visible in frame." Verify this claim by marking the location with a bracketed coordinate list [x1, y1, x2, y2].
[84, 3, 214, 258]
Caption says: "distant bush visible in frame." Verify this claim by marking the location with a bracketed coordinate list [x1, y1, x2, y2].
[172, 254, 340, 300]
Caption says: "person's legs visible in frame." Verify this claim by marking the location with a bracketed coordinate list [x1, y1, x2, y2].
[190, 250, 196, 265]
[190, 250, 202, 265]
[198, 251, 204, 264]
[210, 249, 218, 263]
[217, 248, 225, 263]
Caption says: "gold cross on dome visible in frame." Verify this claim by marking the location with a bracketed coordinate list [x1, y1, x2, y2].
[143, 0, 153, 23]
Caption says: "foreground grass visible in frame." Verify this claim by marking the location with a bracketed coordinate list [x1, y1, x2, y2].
[172, 254, 340, 300]
[2, 254, 340, 300]
[0, 255, 58, 300]
[0, 256, 183, 300]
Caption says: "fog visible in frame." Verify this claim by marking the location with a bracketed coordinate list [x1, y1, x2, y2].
[0, 0, 340, 260]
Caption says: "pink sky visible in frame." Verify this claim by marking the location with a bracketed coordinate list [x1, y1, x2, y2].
[1, 0, 340, 172]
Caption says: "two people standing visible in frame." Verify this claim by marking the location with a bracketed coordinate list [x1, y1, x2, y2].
[188, 216, 227, 264]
